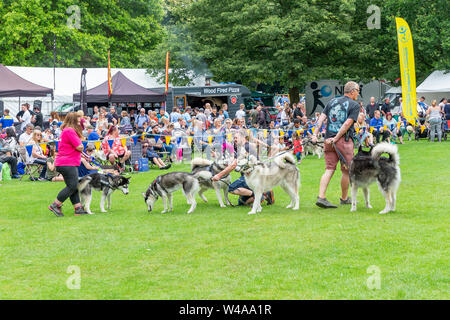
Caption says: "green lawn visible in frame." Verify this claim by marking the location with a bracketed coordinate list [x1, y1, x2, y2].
[0, 140, 448, 299]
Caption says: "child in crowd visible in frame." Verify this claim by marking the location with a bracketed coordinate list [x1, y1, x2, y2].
[292, 132, 303, 163]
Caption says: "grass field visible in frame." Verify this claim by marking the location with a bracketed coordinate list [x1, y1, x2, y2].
[0, 140, 448, 299]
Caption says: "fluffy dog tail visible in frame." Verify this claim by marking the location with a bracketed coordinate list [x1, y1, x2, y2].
[371, 142, 400, 165]
[191, 158, 212, 170]
[77, 176, 92, 192]
[274, 152, 297, 168]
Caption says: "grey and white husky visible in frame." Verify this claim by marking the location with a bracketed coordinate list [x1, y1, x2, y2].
[142, 172, 202, 214]
[78, 173, 131, 214]
[303, 136, 324, 159]
[235, 151, 300, 214]
[191, 157, 233, 207]
[349, 142, 401, 214]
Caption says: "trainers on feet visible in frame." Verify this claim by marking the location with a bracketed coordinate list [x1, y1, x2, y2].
[48, 203, 64, 217]
[340, 197, 352, 205]
[316, 197, 338, 208]
[74, 206, 89, 215]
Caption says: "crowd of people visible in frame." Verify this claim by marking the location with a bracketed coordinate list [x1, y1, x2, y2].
[0, 93, 449, 184]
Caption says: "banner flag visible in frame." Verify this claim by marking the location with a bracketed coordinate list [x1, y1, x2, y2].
[263, 129, 267, 138]
[40, 143, 47, 155]
[395, 17, 418, 125]
[165, 50, 169, 96]
[132, 136, 138, 146]
[177, 137, 182, 145]
[82, 141, 88, 151]
[165, 136, 171, 145]
[280, 130, 285, 137]
[227, 133, 232, 142]
[121, 138, 126, 148]
[26, 145, 33, 157]
[370, 127, 374, 134]
[154, 135, 160, 143]
[108, 139, 114, 149]
[355, 127, 360, 135]
[187, 136, 193, 146]
[208, 136, 213, 145]
[288, 130, 292, 138]
[55, 140, 59, 152]
[95, 141, 101, 151]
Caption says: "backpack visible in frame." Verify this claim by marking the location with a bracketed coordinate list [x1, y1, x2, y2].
[1, 162, 11, 181]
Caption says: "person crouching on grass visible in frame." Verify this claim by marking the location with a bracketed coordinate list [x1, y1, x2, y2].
[312, 81, 360, 209]
[48, 112, 89, 217]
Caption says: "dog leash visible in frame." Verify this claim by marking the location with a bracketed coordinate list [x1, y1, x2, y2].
[332, 141, 349, 170]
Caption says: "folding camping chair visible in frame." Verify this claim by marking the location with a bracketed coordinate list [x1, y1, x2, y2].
[18, 146, 43, 181]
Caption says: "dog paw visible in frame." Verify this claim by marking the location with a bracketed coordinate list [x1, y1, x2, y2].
[88, 212, 94, 215]
[248, 211, 256, 215]
[101, 210, 107, 213]
[293, 206, 299, 210]
[286, 204, 293, 209]
[161, 210, 167, 214]
[366, 204, 373, 209]
[220, 204, 226, 208]
[379, 210, 388, 214]
[350, 207, 356, 212]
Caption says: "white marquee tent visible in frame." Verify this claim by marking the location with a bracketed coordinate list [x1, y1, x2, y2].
[1, 66, 213, 116]
[416, 70, 450, 103]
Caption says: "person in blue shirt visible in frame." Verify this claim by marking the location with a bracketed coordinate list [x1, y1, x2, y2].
[87, 125, 100, 141]
[0, 109, 14, 129]
[222, 103, 230, 119]
[369, 110, 388, 143]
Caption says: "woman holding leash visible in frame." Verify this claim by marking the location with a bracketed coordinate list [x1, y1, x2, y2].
[48, 112, 89, 217]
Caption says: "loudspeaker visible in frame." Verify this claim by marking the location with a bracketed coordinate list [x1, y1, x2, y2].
[33, 100, 42, 111]
[0, 100, 3, 114]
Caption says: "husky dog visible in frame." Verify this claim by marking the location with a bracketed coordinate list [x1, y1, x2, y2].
[191, 157, 233, 207]
[349, 143, 401, 214]
[235, 151, 300, 214]
[303, 137, 324, 159]
[142, 172, 201, 214]
[78, 173, 131, 214]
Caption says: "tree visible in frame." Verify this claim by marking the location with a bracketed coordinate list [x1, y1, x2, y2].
[144, 0, 449, 101]
[0, 0, 164, 68]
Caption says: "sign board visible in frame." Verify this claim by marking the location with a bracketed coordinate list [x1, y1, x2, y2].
[305, 80, 388, 116]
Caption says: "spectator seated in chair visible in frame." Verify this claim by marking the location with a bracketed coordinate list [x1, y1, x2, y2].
[139, 132, 171, 170]
[0, 127, 21, 179]
[101, 125, 131, 171]
[78, 144, 102, 177]
[45, 143, 64, 182]
[27, 129, 48, 181]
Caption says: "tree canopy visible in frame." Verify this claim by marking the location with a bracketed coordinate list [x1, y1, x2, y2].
[144, 0, 449, 100]
[0, 0, 164, 68]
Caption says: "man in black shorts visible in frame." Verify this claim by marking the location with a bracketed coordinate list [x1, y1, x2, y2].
[312, 81, 360, 208]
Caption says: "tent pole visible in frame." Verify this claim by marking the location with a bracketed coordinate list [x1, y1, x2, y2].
[52, 34, 56, 113]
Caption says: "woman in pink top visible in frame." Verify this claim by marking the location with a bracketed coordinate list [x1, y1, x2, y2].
[48, 112, 88, 217]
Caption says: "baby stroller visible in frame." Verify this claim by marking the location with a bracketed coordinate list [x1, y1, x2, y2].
[443, 119, 450, 141]
[414, 113, 429, 140]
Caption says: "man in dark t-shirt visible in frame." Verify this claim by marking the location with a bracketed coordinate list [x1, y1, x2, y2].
[312, 81, 360, 209]
[381, 98, 392, 117]
[366, 96, 380, 119]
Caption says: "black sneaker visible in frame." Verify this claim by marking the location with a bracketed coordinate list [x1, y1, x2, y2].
[340, 197, 352, 205]
[315, 197, 338, 209]
[264, 191, 275, 205]
[74, 206, 89, 215]
[48, 203, 64, 217]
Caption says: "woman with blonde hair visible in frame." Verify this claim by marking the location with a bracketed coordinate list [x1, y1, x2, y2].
[48, 112, 88, 216]
[28, 129, 48, 181]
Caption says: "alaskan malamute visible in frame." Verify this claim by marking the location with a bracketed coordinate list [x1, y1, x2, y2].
[349, 143, 401, 214]
[78, 173, 130, 214]
[235, 151, 300, 214]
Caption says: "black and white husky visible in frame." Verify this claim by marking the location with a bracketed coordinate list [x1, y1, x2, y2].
[142, 172, 203, 214]
[191, 158, 233, 207]
[303, 137, 324, 159]
[235, 151, 300, 214]
[78, 173, 130, 214]
[349, 143, 401, 214]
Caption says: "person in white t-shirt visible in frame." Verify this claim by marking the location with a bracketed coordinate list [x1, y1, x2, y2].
[19, 123, 34, 146]
[235, 103, 246, 120]
[19, 104, 32, 131]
